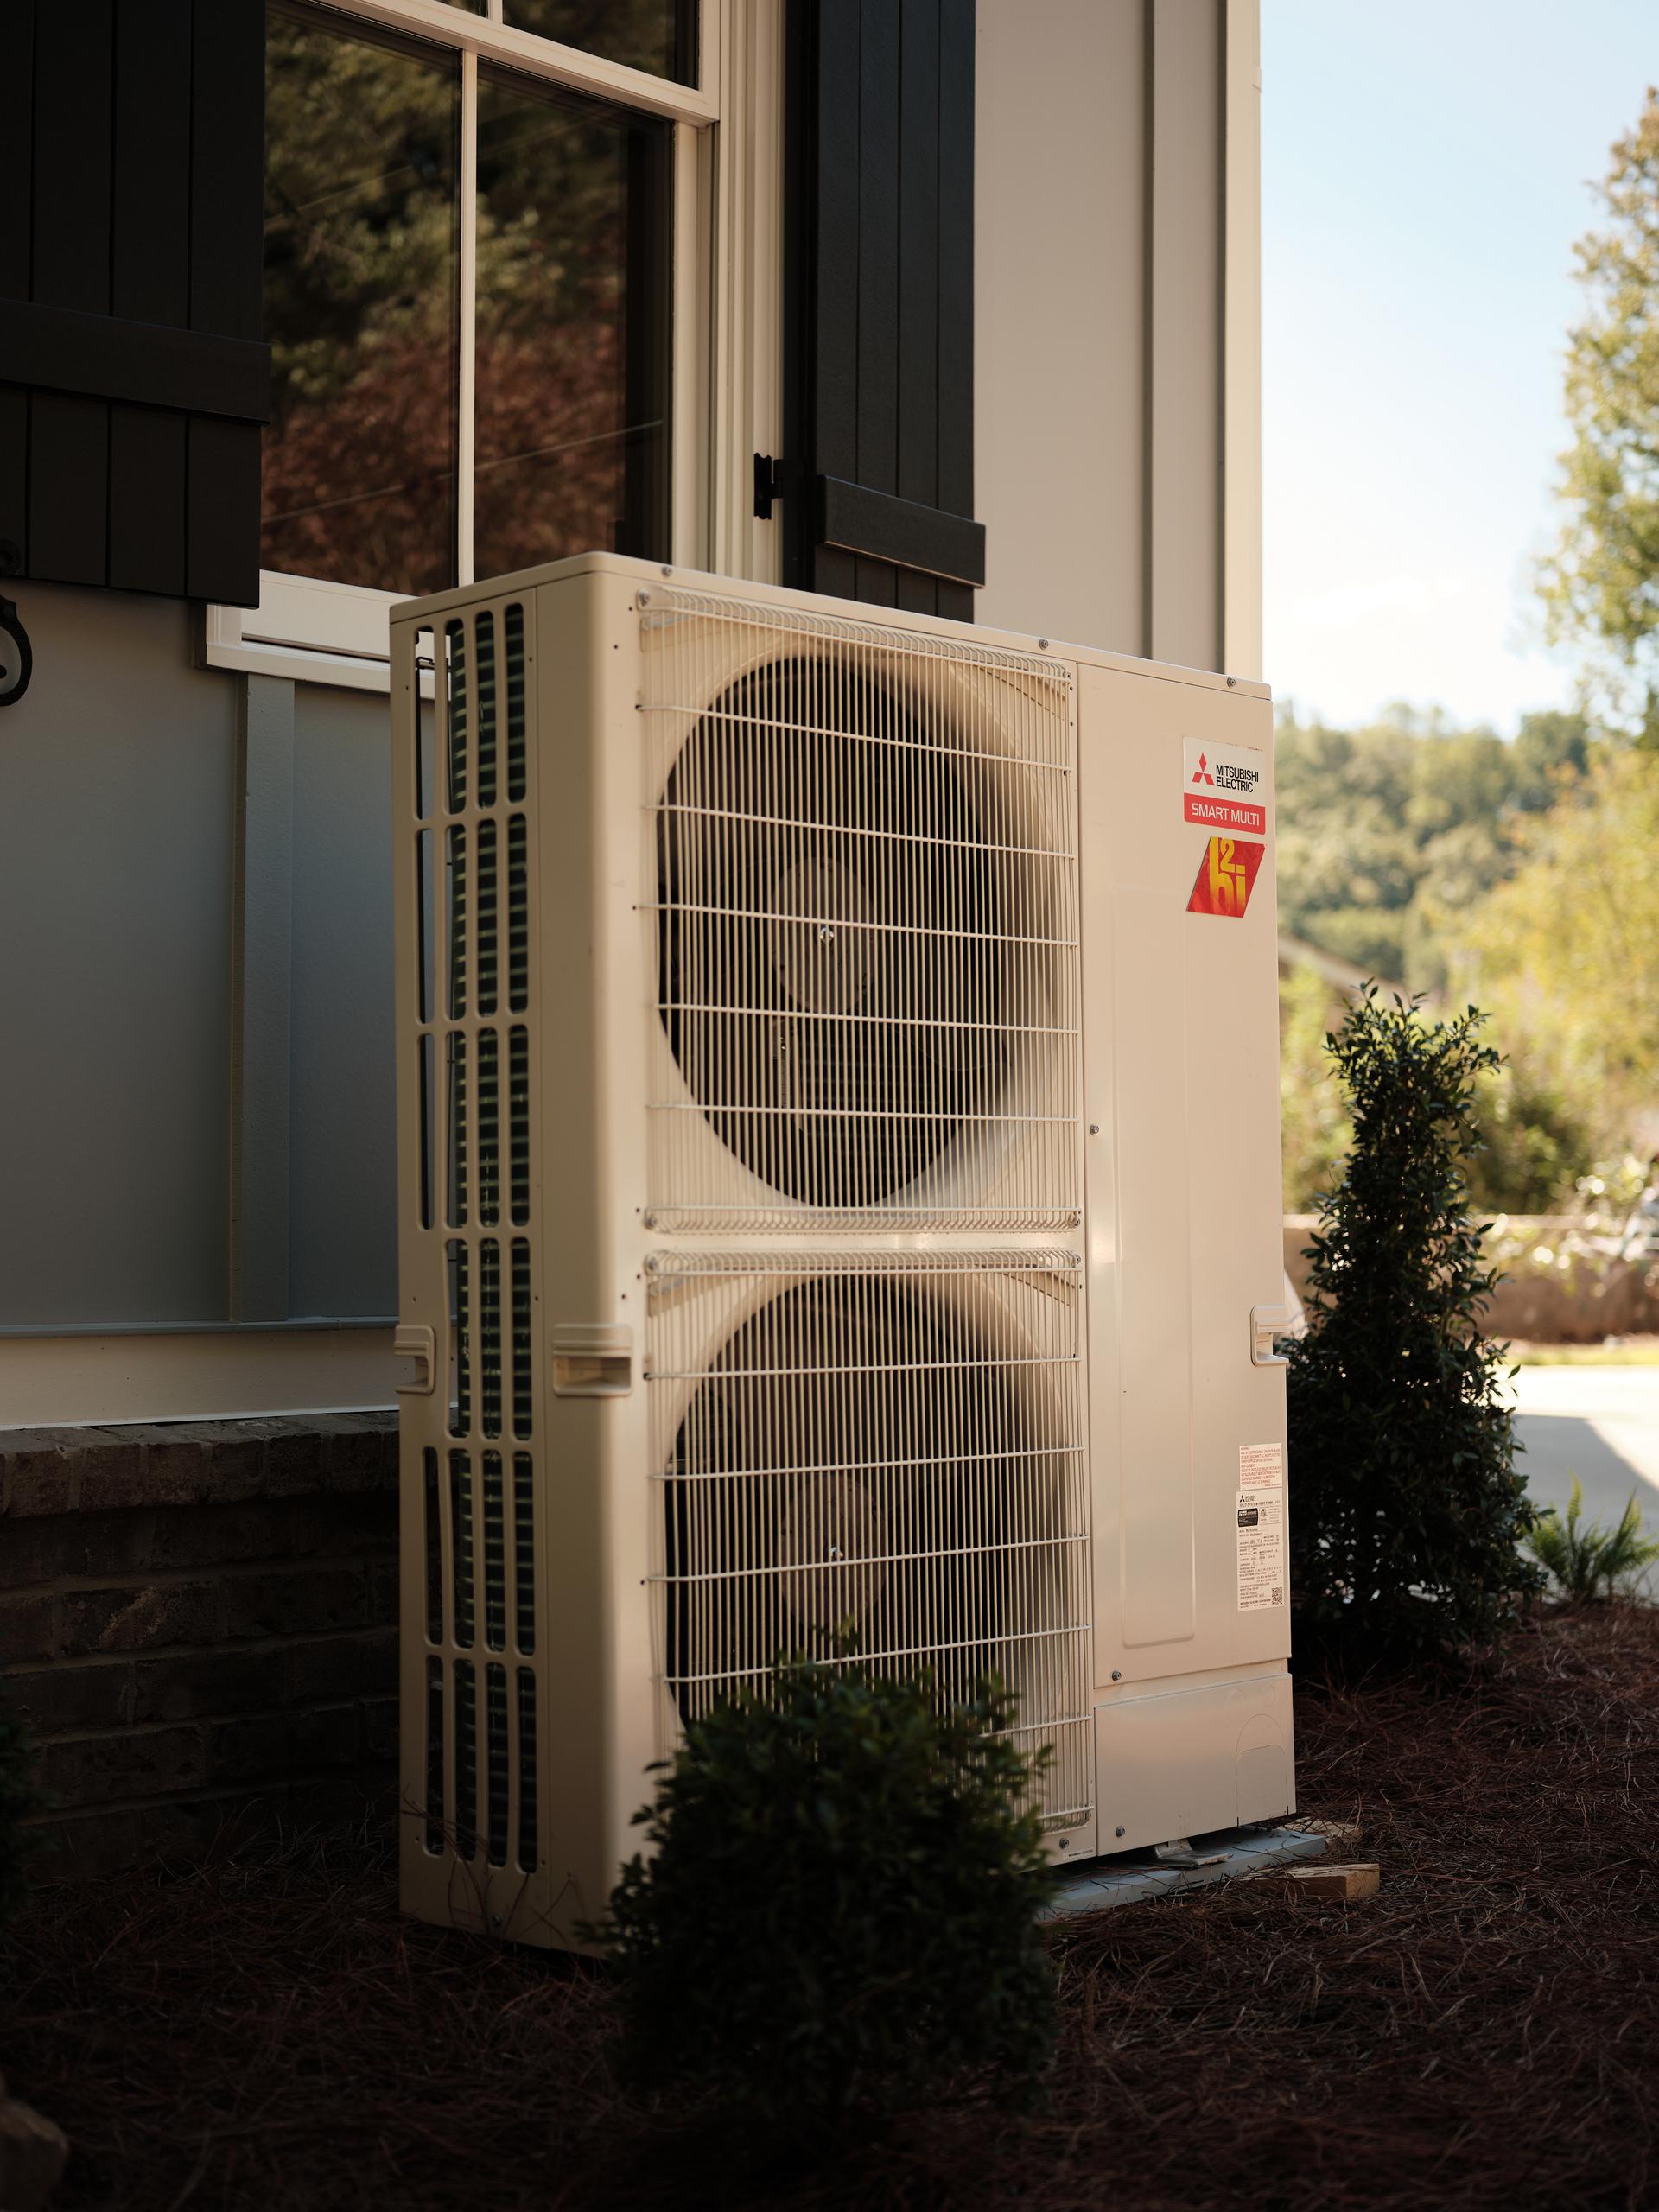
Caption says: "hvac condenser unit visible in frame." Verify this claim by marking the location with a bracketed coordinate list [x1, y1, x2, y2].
[390, 554, 1291, 1948]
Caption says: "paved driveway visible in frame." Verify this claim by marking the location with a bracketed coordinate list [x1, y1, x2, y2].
[1507, 1365, 1659, 1588]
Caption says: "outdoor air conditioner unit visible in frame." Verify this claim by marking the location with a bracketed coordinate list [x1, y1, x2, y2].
[389, 553, 1291, 1950]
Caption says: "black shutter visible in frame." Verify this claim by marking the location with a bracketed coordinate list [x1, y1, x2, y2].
[782, 0, 982, 620]
[0, 2, 269, 607]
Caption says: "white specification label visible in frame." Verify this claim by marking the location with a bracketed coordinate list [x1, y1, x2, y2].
[1236, 1442, 1286, 1613]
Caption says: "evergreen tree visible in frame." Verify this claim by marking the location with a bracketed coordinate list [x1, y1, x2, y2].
[1287, 989, 1543, 1662]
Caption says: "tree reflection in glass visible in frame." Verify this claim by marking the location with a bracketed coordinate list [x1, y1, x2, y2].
[262, 5, 461, 595]
[474, 71, 670, 581]
[505, 0, 695, 86]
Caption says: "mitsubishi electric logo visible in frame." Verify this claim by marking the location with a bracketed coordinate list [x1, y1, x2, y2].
[1181, 738, 1268, 837]
[1192, 750, 1259, 794]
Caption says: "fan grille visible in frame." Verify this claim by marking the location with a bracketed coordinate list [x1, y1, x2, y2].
[647, 1251, 1093, 1831]
[642, 588, 1080, 1230]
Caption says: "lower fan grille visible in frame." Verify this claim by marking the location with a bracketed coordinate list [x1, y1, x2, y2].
[646, 1249, 1092, 1830]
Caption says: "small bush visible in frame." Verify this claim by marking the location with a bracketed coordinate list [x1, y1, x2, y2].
[0, 1681, 43, 1929]
[1287, 988, 1544, 1661]
[591, 1654, 1058, 2125]
[1527, 1476, 1659, 1602]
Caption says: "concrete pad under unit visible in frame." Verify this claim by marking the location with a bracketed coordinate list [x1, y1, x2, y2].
[1042, 1821, 1330, 1919]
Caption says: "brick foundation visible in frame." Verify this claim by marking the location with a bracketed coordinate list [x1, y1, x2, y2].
[0, 1416, 400, 1877]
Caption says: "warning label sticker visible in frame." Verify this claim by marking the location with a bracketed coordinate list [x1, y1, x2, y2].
[1236, 1442, 1285, 1613]
[1184, 738, 1268, 837]
[1187, 835, 1265, 919]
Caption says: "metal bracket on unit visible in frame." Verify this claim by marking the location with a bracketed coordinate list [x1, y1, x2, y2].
[1249, 1305, 1292, 1367]
[393, 1324, 436, 1395]
[552, 1321, 634, 1399]
[1153, 1838, 1228, 1870]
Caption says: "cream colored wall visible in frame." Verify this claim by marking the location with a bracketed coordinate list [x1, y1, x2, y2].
[974, 0, 1262, 680]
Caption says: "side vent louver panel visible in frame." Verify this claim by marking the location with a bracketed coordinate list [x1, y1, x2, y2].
[408, 596, 537, 1885]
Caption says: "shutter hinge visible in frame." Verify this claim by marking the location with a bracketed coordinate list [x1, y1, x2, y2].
[753, 454, 804, 521]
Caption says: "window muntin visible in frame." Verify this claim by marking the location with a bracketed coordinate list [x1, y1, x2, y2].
[260, 0, 674, 599]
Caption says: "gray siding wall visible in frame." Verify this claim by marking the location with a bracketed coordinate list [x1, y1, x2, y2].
[288, 684, 397, 1321]
[0, 588, 235, 1325]
[0, 585, 395, 1329]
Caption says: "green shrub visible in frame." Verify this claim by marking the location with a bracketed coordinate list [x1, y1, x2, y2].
[1526, 1475, 1659, 1601]
[591, 1654, 1058, 2125]
[0, 1681, 43, 1929]
[1287, 988, 1544, 1661]
[1463, 1058, 1592, 1214]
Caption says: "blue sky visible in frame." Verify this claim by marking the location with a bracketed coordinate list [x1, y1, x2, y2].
[1262, 0, 1656, 733]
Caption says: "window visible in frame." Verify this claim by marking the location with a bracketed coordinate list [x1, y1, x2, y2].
[207, 0, 780, 690]
[262, 1, 672, 601]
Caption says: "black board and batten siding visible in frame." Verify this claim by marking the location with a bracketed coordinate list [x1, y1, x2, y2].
[0, 2, 268, 607]
[784, 0, 982, 621]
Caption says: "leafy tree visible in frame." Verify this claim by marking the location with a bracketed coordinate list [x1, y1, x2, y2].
[591, 1655, 1058, 2125]
[1287, 990, 1543, 1662]
[1463, 1060, 1593, 1217]
[1274, 703, 1589, 997]
[1274, 699, 1603, 1210]
[1536, 88, 1659, 728]
[1459, 745, 1659, 1155]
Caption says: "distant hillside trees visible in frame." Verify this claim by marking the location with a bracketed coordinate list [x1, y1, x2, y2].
[1274, 704, 1588, 991]
[1274, 707, 1599, 1214]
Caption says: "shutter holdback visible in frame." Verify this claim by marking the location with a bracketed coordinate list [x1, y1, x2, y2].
[0, 541, 31, 709]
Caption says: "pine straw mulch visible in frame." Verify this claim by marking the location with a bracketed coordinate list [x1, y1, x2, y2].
[4, 1606, 1659, 2212]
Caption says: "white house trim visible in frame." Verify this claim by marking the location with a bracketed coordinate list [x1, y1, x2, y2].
[1223, 0, 1264, 683]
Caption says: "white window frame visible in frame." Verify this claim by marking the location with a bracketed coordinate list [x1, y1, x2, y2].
[207, 0, 782, 693]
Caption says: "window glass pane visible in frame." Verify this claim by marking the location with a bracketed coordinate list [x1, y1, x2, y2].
[263, 3, 461, 595]
[474, 72, 671, 579]
[505, 1, 696, 87]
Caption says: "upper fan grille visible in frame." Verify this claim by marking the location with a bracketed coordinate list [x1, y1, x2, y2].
[641, 588, 1081, 1230]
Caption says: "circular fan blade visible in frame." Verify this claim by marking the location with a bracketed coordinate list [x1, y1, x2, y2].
[658, 658, 1008, 1207]
[663, 1278, 1065, 1728]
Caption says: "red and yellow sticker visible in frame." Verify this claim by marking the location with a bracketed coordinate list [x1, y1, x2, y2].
[1186, 835, 1264, 919]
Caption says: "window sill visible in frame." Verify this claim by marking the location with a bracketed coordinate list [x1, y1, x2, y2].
[204, 573, 405, 694]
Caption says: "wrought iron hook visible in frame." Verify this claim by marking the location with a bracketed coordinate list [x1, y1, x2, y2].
[0, 538, 29, 708]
